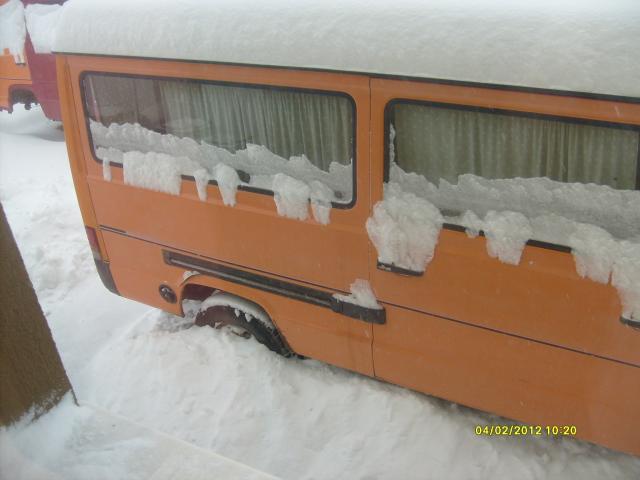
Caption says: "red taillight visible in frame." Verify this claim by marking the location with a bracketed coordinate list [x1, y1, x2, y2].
[85, 226, 102, 261]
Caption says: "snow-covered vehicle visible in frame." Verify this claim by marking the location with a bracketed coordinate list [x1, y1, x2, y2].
[0, 0, 65, 120]
[54, 0, 640, 455]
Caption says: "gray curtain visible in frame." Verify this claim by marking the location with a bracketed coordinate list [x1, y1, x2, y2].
[391, 103, 639, 190]
[84, 74, 353, 171]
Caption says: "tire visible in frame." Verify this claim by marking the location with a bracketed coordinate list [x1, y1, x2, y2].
[195, 304, 293, 357]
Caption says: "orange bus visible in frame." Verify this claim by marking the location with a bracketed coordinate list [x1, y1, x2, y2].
[54, 1, 640, 455]
[0, 46, 33, 113]
[0, 0, 64, 120]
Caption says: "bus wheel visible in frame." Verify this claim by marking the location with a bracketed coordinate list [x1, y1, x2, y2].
[195, 304, 293, 358]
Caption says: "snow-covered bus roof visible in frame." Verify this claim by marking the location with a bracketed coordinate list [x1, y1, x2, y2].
[54, 0, 640, 99]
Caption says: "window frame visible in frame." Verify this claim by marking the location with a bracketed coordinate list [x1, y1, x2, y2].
[80, 70, 359, 210]
[383, 98, 640, 190]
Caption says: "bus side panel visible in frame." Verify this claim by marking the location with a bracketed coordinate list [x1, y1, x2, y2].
[373, 305, 640, 456]
[369, 77, 640, 368]
[67, 55, 372, 295]
[101, 229, 374, 377]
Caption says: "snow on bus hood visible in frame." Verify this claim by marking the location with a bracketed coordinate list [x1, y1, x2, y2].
[53, 0, 640, 98]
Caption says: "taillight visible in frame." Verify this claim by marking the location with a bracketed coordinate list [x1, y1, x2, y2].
[85, 226, 102, 261]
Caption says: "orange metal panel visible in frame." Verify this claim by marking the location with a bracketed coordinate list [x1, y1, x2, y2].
[369, 77, 640, 368]
[65, 54, 371, 294]
[373, 305, 640, 456]
[102, 229, 374, 376]
[0, 48, 31, 110]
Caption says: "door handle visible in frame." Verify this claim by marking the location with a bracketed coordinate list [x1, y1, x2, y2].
[377, 261, 423, 277]
[620, 315, 640, 330]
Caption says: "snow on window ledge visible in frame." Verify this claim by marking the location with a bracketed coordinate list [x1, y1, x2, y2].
[90, 120, 350, 224]
[367, 163, 640, 321]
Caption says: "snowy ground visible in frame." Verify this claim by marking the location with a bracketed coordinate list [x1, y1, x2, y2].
[1, 106, 639, 479]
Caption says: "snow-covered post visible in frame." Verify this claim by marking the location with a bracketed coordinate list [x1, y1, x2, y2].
[0, 202, 74, 426]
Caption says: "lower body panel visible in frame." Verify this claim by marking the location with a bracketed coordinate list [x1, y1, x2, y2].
[373, 305, 640, 455]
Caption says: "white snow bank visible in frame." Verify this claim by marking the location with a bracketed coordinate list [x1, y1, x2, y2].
[53, 0, 640, 98]
[91, 120, 349, 223]
[0, 394, 278, 480]
[366, 182, 443, 272]
[333, 279, 382, 309]
[25, 3, 63, 54]
[0, 0, 26, 62]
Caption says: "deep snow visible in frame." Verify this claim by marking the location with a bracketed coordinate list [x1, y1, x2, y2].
[1, 106, 639, 479]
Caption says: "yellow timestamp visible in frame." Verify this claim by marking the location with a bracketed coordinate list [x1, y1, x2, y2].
[475, 425, 577, 436]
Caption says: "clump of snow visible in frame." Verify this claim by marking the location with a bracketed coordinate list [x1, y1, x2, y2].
[309, 180, 333, 225]
[482, 211, 533, 265]
[569, 224, 618, 284]
[272, 173, 311, 221]
[25, 3, 63, 54]
[214, 163, 240, 207]
[366, 182, 443, 272]
[200, 292, 273, 330]
[192, 168, 209, 201]
[181, 270, 200, 282]
[612, 242, 640, 320]
[567, 225, 640, 320]
[101, 154, 111, 181]
[53, 0, 640, 98]
[122, 151, 185, 196]
[0, 0, 26, 62]
[333, 279, 382, 309]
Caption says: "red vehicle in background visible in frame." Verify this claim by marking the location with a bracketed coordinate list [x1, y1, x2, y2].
[0, 0, 65, 121]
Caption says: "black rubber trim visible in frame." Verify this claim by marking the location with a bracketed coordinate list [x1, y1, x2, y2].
[79, 71, 357, 210]
[441, 223, 573, 254]
[94, 259, 119, 295]
[620, 316, 640, 330]
[377, 261, 423, 277]
[163, 250, 385, 324]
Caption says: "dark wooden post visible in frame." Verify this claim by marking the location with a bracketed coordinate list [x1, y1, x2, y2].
[0, 202, 74, 426]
